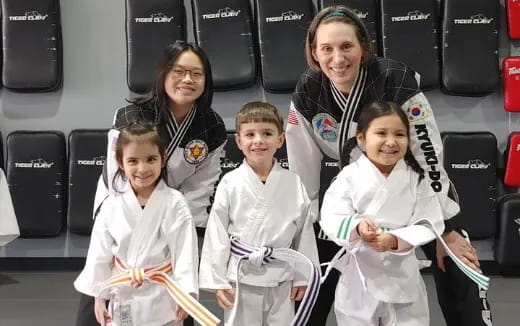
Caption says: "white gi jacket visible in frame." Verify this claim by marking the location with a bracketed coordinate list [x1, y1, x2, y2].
[0, 169, 19, 246]
[320, 155, 445, 303]
[199, 160, 319, 289]
[287, 58, 459, 225]
[74, 180, 198, 326]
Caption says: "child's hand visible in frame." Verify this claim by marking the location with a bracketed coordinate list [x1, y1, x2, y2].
[216, 289, 235, 310]
[290, 286, 307, 301]
[366, 233, 398, 252]
[357, 217, 377, 242]
[174, 305, 188, 321]
[94, 298, 111, 325]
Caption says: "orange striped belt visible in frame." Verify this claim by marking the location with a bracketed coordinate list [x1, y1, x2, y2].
[96, 257, 220, 326]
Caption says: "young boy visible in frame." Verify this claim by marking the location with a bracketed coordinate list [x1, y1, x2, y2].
[199, 102, 320, 326]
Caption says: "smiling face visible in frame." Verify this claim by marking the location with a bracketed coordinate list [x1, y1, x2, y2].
[164, 50, 205, 110]
[119, 139, 164, 195]
[235, 122, 284, 170]
[312, 22, 364, 94]
[356, 114, 409, 175]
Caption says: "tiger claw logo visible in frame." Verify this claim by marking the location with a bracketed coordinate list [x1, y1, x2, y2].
[266, 10, 305, 23]
[391, 10, 430, 22]
[352, 9, 368, 19]
[220, 158, 240, 169]
[278, 158, 289, 169]
[135, 13, 174, 23]
[454, 14, 494, 25]
[9, 11, 48, 21]
[14, 158, 54, 168]
[77, 156, 105, 166]
[451, 159, 491, 170]
[202, 7, 241, 19]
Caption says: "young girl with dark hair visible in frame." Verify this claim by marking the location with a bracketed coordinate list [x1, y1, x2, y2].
[320, 101, 445, 325]
[75, 122, 218, 326]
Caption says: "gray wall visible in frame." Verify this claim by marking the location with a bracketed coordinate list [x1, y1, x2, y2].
[0, 0, 519, 157]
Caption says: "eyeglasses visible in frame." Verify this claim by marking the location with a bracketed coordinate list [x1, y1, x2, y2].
[170, 66, 205, 83]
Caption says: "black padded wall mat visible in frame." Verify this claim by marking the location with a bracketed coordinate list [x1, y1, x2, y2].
[380, 0, 439, 89]
[442, 132, 497, 239]
[220, 132, 243, 177]
[255, 0, 314, 92]
[67, 129, 108, 235]
[441, 0, 499, 95]
[319, 0, 378, 55]
[495, 194, 520, 267]
[2, 0, 62, 91]
[126, 0, 185, 93]
[192, 0, 256, 90]
[6, 131, 66, 237]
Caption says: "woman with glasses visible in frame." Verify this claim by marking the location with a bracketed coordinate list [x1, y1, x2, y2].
[75, 40, 227, 326]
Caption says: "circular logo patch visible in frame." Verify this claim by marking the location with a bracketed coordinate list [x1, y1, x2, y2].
[312, 113, 338, 142]
[184, 139, 208, 164]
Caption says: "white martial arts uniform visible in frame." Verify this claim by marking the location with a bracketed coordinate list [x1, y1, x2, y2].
[320, 154, 445, 326]
[74, 180, 199, 326]
[199, 160, 319, 326]
[0, 169, 19, 246]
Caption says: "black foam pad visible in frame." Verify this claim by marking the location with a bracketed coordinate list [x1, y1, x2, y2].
[442, 132, 497, 239]
[495, 194, 520, 267]
[441, 0, 499, 95]
[6, 131, 66, 237]
[319, 0, 379, 55]
[126, 0, 186, 93]
[2, 0, 62, 91]
[68, 130, 108, 235]
[380, 0, 439, 89]
[220, 132, 243, 177]
[255, 0, 313, 92]
[192, 0, 256, 90]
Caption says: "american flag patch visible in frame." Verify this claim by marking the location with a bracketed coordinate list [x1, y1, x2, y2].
[287, 107, 299, 125]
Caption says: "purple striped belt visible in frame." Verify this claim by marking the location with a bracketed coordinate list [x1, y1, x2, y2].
[229, 236, 321, 326]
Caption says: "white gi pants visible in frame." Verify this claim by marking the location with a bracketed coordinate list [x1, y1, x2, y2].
[224, 281, 294, 326]
[334, 269, 429, 326]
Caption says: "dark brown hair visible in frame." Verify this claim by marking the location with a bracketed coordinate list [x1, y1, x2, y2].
[113, 121, 168, 191]
[305, 5, 374, 71]
[131, 40, 213, 115]
[235, 101, 284, 134]
[341, 101, 424, 180]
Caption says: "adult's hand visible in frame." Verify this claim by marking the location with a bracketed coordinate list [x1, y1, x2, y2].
[437, 231, 480, 272]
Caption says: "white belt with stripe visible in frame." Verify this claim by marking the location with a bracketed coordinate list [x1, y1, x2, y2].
[96, 257, 220, 326]
[229, 236, 321, 326]
[322, 220, 490, 290]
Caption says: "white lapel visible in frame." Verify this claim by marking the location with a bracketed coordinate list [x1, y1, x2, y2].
[125, 180, 167, 266]
[361, 155, 407, 218]
[239, 160, 281, 244]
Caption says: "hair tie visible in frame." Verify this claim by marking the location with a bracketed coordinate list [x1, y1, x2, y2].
[326, 11, 347, 18]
